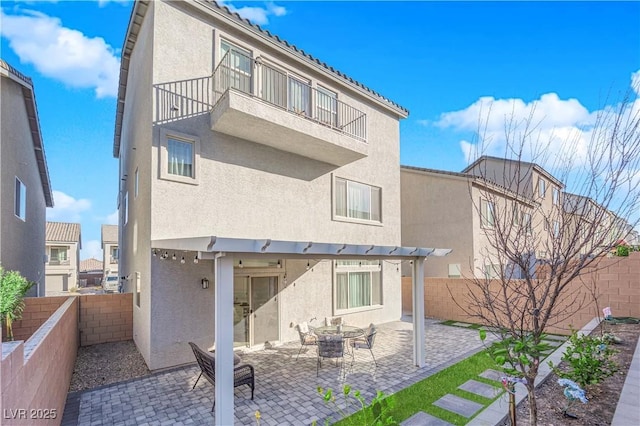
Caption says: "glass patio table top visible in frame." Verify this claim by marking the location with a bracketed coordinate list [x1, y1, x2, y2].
[313, 325, 364, 339]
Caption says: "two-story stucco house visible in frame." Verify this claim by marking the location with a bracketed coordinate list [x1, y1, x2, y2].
[101, 224, 119, 280]
[402, 156, 564, 278]
[114, 6, 447, 414]
[0, 60, 53, 297]
[45, 221, 81, 294]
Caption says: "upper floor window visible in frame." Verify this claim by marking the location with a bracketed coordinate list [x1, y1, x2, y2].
[335, 177, 381, 223]
[522, 212, 532, 235]
[220, 40, 252, 92]
[335, 260, 382, 312]
[538, 178, 546, 197]
[484, 263, 500, 279]
[480, 199, 495, 228]
[160, 129, 200, 185]
[552, 187, 560, 205]
[110, 247, 119, 264]
[15, 177, 26, 221]
[49, 246, 68, 265]
[553, 220, 560, 238]
[134, 168, 139, 198]
[316, 86, 337, 126]
[123, 192, 129, 226]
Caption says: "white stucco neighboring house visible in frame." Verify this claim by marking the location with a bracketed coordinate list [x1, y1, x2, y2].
[45, 221, 81, 294]
[113, 3, 449, 421]
[101, 224, 119, 282]
[0, 60, 54, 297]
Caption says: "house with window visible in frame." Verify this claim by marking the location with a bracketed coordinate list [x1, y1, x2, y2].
[45, 221, 81, 294]
[113, 3, 447, 402]
[0, 60, 53, 296]
[79, 258, 104, 287]
[101, 224, 119, 280]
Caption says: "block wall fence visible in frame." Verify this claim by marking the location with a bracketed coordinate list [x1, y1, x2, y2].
[402, 252, 640, 335]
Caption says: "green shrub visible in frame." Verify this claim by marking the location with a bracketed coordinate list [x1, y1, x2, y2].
[0, 266, 35, 341]
[616, 245, 630, 256]
[550, 330, 618, 389]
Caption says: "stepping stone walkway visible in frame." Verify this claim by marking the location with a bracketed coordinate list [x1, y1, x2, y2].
[479, 369, 502, 382]
[401, 411, 454, 426]
[458, 380, 501, 399]
[451, 322, 474, 328]
[433, 394, 484, 418]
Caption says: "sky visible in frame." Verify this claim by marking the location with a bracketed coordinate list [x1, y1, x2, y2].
[1, 0, 639, 260]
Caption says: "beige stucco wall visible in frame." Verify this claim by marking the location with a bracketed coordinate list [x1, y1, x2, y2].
[0, 73, 47, 296]
[400, 169, 475, 278]
[118, 2, 155, 367]
[44, 241, 80, 293]
[102, 242, 119, 277]
[121, 1, 405, 370]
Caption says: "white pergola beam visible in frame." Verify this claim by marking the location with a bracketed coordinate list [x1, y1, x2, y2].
[412, 257, 426, 367]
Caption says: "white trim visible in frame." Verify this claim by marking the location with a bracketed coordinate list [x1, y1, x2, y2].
[159, 128, 201, 185]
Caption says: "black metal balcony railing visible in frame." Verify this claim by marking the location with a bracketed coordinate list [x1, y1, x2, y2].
[212, 50, 367, 142]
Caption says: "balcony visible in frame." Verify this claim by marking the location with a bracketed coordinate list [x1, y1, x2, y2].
[210, 50, 368, 167]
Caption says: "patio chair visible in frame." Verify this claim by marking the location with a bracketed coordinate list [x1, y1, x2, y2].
[317, 334, 346, 377]
[325, 316, 343, 326]
[188, 342, 254, 411]
[295, 321, 317, 360]
[350, 323, 378, 367]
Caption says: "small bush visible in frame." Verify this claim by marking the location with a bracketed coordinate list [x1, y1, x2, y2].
[551, 330, 618, 389]
[616, 245, 630, 257]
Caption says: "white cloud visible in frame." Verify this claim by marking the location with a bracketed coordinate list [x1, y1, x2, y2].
[81, 239, 102, 261]
[47, 190, 91, 222]
[105, 209, 119, 225]
[0, 9, 120, 98]
[218, 0, 287, 25]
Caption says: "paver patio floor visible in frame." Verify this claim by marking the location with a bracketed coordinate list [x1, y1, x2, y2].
[63, 319, 495, 425]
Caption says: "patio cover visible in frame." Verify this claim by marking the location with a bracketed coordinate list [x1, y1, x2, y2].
[151, 236, 451, 425]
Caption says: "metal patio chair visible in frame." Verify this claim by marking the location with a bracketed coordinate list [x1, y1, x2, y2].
[188, 342, 254, 411]
[295, 321, 317, 360]
[350, 323, 378, 367]
[317, 334, 346, 377]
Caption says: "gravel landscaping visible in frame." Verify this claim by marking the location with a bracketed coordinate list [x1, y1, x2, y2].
[69, 340, 150, 392]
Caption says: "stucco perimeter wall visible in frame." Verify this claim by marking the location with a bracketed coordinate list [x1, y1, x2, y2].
[79, 293, 133, 346]
[2, 296, 68, 341]
[402, 252, 640, 335]
[1, 297, 78, 425]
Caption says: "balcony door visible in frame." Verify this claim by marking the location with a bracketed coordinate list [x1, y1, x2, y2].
[233, 275, 279, 348]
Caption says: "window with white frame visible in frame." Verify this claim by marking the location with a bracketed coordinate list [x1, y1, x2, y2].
[220, 40, 252, 93]
[335, 177, 381, 223]
[484, 263, 500, 279]
[335, 260, 382, 311]
[288, 75, 311, 116]
[110, 247, 119, 264]
[49, 246, 68, 265]
[14, 177, 26, 221]
[538, 178, 546, 197]
[448, 264, 461, 278]
[317, 86, 337, 126]
[523, 212, 532, 235]
[160, 129, 200, 184]
[553, 220, 560, 238]
[552, 187, 559, 205]
[480, 199, 495, 228]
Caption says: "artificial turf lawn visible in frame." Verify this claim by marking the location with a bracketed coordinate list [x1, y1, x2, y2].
[333, 348, 503, 426]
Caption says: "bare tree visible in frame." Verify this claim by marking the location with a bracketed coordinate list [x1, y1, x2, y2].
[455, 88, 640, 425]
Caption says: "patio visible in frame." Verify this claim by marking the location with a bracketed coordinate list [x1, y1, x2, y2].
[62, 319, 495, 426]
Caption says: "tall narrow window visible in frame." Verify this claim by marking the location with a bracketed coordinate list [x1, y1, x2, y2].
[288, 75, 311, 116]
[110, 247, 119, 264]
[538, 178, 546, 197]
[220, 40, 252, 93]
[523, 212, 532, 235]
[123, 192, 129, 226]
[335, 177, 381, 223]
[134, 168, 139, 198]
[552, 187, 559, 205]
[317, 86, 337, 126]
[335, 260, 382, 311]
[481, 199, 495, 228]
[14, 177, 26, 221]
[553, 221, 560, 238]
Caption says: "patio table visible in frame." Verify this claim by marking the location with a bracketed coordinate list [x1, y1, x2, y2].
[314, 325, 364, 339]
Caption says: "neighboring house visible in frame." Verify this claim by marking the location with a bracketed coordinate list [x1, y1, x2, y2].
[402, 156, 564, 278]
[0, 60, 54, 297]
[79, 258, 104, 287]
[113, 0, 447, 386]
[45, 221, 81, 294]
[401, 165, 538, 278]
[101, 224, 119, 280]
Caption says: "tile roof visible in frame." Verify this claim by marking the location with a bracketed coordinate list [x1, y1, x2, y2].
[102, 225, 118, 244]
[46, 221, 81, 243]
[462, 155, 564, 187]
[80, 258, 103, 273]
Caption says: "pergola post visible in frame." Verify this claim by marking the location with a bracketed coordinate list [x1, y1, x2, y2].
[214, 253, 234, 425]
[412, 257, 426, 367]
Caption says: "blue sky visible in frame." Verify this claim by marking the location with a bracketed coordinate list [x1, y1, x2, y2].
[1, 0, 639, 259]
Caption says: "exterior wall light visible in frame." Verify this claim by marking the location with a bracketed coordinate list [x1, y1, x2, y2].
[201, 278, 209, 289]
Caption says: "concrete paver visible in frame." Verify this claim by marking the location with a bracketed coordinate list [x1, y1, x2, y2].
[63, 319, 495, 425]
[433, 394, 484, 418]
